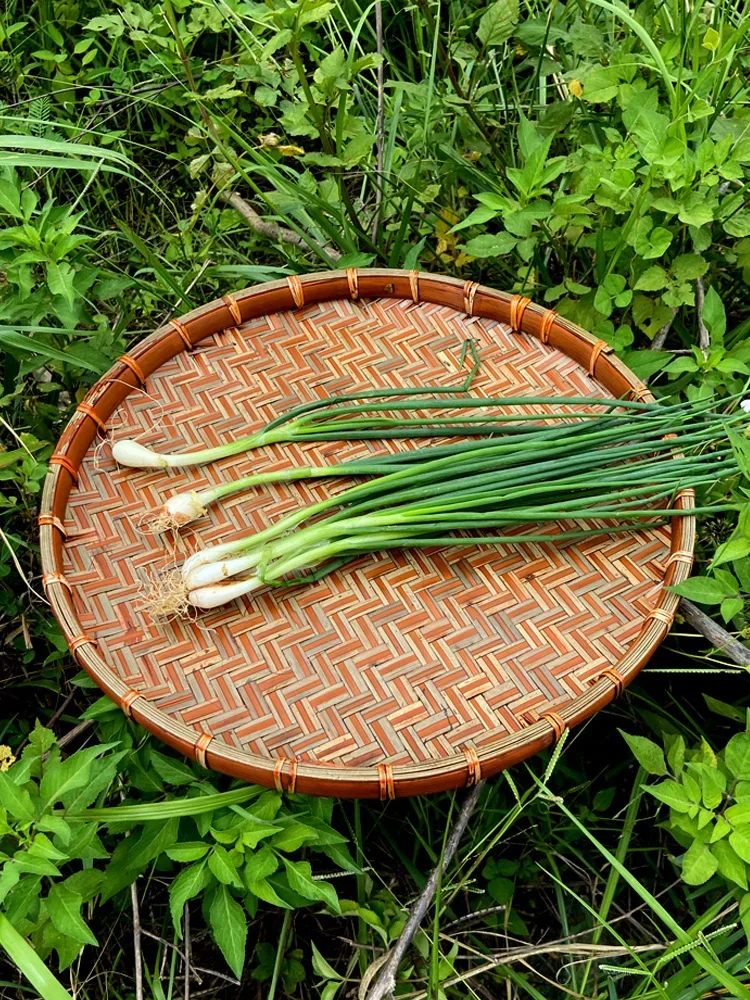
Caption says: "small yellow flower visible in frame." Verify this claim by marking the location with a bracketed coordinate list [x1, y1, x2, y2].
[0, 745, 16, 772]
[276, 145, 305, 157]
[569, 79, 584, 98]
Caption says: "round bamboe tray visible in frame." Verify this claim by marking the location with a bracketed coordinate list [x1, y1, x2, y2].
[40, 269, 695, 798]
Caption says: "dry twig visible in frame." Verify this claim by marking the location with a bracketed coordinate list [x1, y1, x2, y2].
[362, 781, 485, 1000]
[650, 307, 678, 350]
[218, 189, 341, 260]
[678, 598, 750, 667]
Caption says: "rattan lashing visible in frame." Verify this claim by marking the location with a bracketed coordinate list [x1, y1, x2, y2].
[40, 269, 695, 798]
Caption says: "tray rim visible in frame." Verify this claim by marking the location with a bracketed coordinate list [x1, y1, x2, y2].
[39, 268, 696, 798]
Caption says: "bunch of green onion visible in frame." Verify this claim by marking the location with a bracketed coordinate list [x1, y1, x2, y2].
[114, 390, 749, 613]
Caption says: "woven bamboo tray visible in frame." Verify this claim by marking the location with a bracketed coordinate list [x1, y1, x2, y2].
[40, 269, 695, 798]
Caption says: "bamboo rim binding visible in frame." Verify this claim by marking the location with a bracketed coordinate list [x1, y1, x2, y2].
[39, 269, 695, 798]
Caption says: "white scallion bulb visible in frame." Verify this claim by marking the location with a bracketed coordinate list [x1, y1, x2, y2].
[112, 440, 170, 469]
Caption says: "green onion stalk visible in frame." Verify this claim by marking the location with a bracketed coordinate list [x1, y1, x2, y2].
[144, 399, 750, 612]
[119, 392, 724, 529]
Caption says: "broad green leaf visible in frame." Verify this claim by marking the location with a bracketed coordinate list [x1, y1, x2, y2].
[208, 846, 242, 887]
[207, 884, 247, 979]
[448, 206, 500, 233]
[721, 597, 745, 623]
[464, 232, 517, 257]
[244, 846, 278, 883]
[101, 816, 179, 901]
[712, 537, 750, 569]
[645, 779, 693, 812]
[246, 877, 292, 908]
[730, 829, 750, 865]
[669, 575, 736, 604]
[711, 816, 731, 842]
[149, 752, 196, 786]
[45, 262, 76, 309]
[283, 860, 341, 913]
[271, 823, 319, 853]
[477, 0, 519, 47]
[169, 861, 211, 934]
[711, 840, 748, 889]
[665, 734, 685, 776]
[726, 733, 750, 780]
[634, 265, 668, 291]
[619, 732, 667, 775]
[46, 884, 98, 946]
[671, 253, 708, 282]
[702, 286, 726, 340]
[0, 770, 35, 823]
[165, 843, 209, 863]
[682, 838, 719, 884]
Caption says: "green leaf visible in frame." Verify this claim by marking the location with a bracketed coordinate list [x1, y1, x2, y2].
[721, 597, 745, 623]
[244, 847, 278, 883]
[702, 286, 726, 340]
[149, 752, 196, 786]
[45, 262, 76, 309]
[311, 940, 343, 981]
[46, 884, 97, 947]
[730, 829, 750, 865]
[169, 861, 211, 934]
[619, 731, 667, 775]
[634, 265, 668, 291]
[464, 232, 517, 257]
[208, 846, 242, 887]
[724, 212, 750, 238]
[282, 860, 341, 913]
[682, 838, 719, 884]
[0, 912, 74, 1000]
[703, 694, 745, 723]
[712, 537, 750, 569]
[669, 575, 736, 604]
[671, 254, 708, 282]
[645, 779, 693, 812]
[0, 331, 103, 373]
[448, 206, 500, 233]
[726, 733, 750, 780]
[477, 0, 519, 47]
[0, 770, 34, 823]
[711, 840, 748, 889]
[164, 843, 209, 863]
[207, 884, 247, 979]
[246, 877, 292, 908]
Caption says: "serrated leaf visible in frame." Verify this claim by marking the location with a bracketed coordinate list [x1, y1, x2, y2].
[464, 232, 517, 257]
[244, 846, 278, 883]
[282, 860, 340, 913]
[645, 779, 693, 812]
[169, 861, 211, 934]
[246, 877, 291, 908]
[0, 770, 34, 823]
[46, 884, 97, 946]
[634, 265, 668, 291]
[477, 0, 519, 47]
[671, 254, 708, 282]
[208, 846, 242, 887]
[207, 884, 247, 979]
[619, 732, 667, 775]
[730, 829, 750, 865]
[669, 575, 736, 604]
[726, 733, 750, 780]
[165, 843, 209, 863]
[45, 261, 76, 309]
[682, 838, 719, 884]
[712, 839, 748, 889]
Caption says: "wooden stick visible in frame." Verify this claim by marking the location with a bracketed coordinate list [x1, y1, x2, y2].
[363, 781, 485, 1000]
[218, 190, 341, 260]
[678, 598, 750, 666]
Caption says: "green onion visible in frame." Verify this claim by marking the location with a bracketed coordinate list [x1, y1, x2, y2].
[140, 397, 749, 613]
